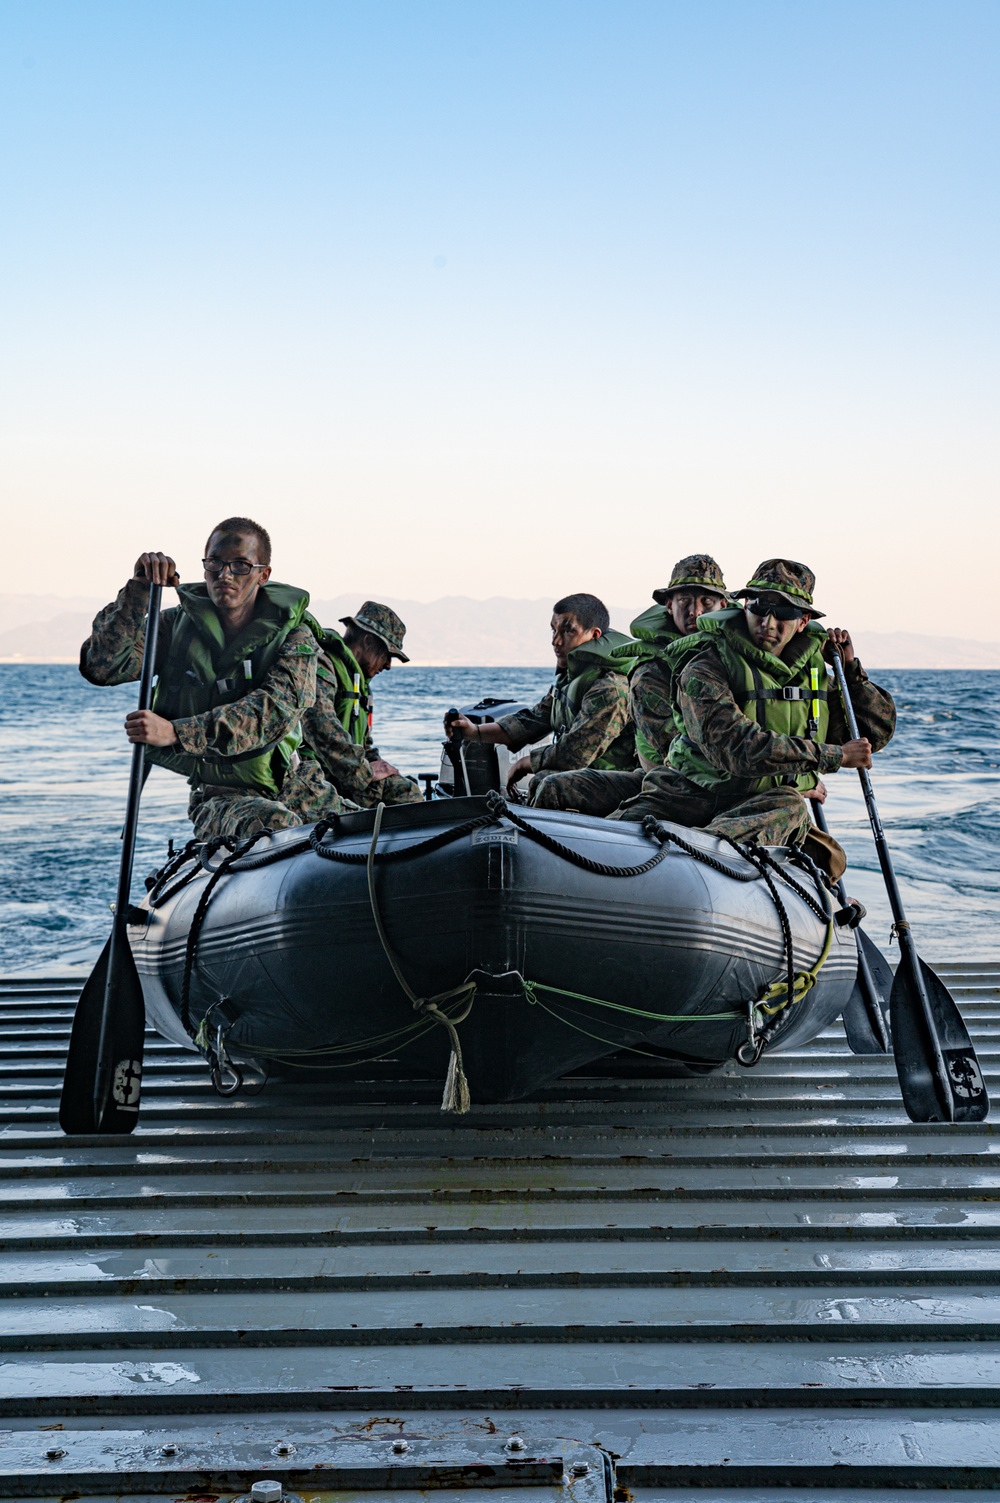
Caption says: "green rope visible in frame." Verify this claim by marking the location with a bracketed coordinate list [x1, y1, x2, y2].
[521, 978, 744, 1023]
[526, 991, 734, 1063]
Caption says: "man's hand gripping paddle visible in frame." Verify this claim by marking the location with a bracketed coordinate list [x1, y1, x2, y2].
[810, 799, 893, 1055]
[59, 584, 162, 1135]
[831, 648, 987, 1122]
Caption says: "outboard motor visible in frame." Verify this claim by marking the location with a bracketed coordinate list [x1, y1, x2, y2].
[438, 696, 547, 796]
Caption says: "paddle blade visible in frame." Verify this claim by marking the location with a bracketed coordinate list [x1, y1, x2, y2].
[59, 932, 146, 1136]
[841, 928, 893, 1055]
[891, 954, 989, 1124]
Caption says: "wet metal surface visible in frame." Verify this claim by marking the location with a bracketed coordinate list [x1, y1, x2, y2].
[1, 963, 1000, 1496]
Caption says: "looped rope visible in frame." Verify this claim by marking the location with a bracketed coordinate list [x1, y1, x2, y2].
[484, 791, 675, 878]
[145, 839, 204, 909]
[720, 836, 798, 1017]
[757, 843, 829, 921]
[309, 807, 497, 865]
[719, 835, 835, 1051]
[365, 802, 475, 1113]
[180, 830, 266, 1033]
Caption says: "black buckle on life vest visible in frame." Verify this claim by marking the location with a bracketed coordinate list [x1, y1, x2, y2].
[780, 686, 804, 700]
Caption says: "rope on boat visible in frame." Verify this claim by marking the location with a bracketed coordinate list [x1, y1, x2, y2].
[522, 989, 738, 1065]
[365, 800, 476, 1114]
[484, 793, 836, 1062]
[521, 978, 746, 1024]
[179, 830, 267, 1034]
[167, 790, 837, 1086]
[309, 806, 497, 863]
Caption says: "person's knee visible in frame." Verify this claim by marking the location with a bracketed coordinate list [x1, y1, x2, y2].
[528, 774, 564, 808]
[193, 796, 301, 842]
[371, 776, 424, 806]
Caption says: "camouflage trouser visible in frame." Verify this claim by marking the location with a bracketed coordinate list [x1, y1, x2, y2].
[189, 761, 358, 843]
[361, 773, 424, 807]
[529, 768, 644, 816]
[607, 766, 813, 847]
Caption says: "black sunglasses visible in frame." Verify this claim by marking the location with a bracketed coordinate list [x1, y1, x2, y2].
[745, 597, 807, 621]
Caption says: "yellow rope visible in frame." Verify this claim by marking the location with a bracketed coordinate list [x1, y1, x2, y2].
[756, 908, 836, 1018]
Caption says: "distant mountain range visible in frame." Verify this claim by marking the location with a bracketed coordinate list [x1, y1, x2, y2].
[1, 591, 998, 669]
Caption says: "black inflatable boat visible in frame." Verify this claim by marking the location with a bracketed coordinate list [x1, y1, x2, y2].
[130, 782, 859, 1105]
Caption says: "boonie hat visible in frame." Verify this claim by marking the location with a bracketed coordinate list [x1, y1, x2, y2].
[732, 559, 825, 618]
[652, 554, 728, 605]
[339, 601, 410, 661]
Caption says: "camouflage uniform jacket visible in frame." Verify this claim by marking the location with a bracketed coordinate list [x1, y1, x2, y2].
[80, 578, 318, 780]
[616, 604, 685, 771]
[299, 648, 380, 804]
[670, 640, 896, 794]
[496, 668, 634, 774]
[630, 658, 680, 771]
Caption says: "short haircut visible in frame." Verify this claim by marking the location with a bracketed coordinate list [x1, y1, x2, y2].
[205, 517, 272, 565]
[552, 592, 610, 634]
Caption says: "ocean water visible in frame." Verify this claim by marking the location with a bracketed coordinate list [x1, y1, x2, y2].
[1, 664, 997, 973]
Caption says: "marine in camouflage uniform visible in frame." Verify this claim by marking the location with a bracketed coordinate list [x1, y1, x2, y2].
[298, 601, 423, 808]
[609, 559, 897, 858]
[630, 555, 730, 769]
[499, 632, 637, 811]
[444, 593, 637, 812]
[80, 530, 353, 844]
[534, 555, 729, 816]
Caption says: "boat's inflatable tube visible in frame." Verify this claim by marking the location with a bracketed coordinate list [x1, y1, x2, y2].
[129, 794, 858, 1103]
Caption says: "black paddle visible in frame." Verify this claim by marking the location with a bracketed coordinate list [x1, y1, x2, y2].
[811, 799, 892, 1054]
[59, 583, 163, 1136]
[830, 648, 987, 1122]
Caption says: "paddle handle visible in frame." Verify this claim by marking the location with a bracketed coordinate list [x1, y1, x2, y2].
[112, 584, 163, 923]
[830, 650, 905, 922]
[811, 797, 891, 1053]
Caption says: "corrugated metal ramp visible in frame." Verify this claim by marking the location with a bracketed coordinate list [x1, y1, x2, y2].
[1, 961, 999, 1499]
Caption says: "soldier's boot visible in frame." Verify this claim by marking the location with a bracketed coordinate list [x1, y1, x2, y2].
[529, 768, 644, 816]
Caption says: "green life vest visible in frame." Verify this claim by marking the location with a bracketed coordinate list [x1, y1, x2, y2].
[308, 626, 372, 746]
[551, 629, 638, 771]
[626, 602, 684, 653]
[666, 607, 831, 793]
[611, 605, 684, 767]
[148, 581, 314, 795]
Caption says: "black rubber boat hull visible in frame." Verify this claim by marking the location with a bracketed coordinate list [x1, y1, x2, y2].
[130, 797, 858, 1101]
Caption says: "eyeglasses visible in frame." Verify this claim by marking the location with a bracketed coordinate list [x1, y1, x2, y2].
[745, 597, 807, 621]
[202, 559, 265, 579]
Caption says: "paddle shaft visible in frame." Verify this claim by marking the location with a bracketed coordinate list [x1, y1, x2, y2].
[93, 583, 162, 1125]
[830, 649, 951, 1096]
[810, 797, 890, 1051]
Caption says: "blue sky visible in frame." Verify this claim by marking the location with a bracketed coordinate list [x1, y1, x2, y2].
[1, 1, 997, 636]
